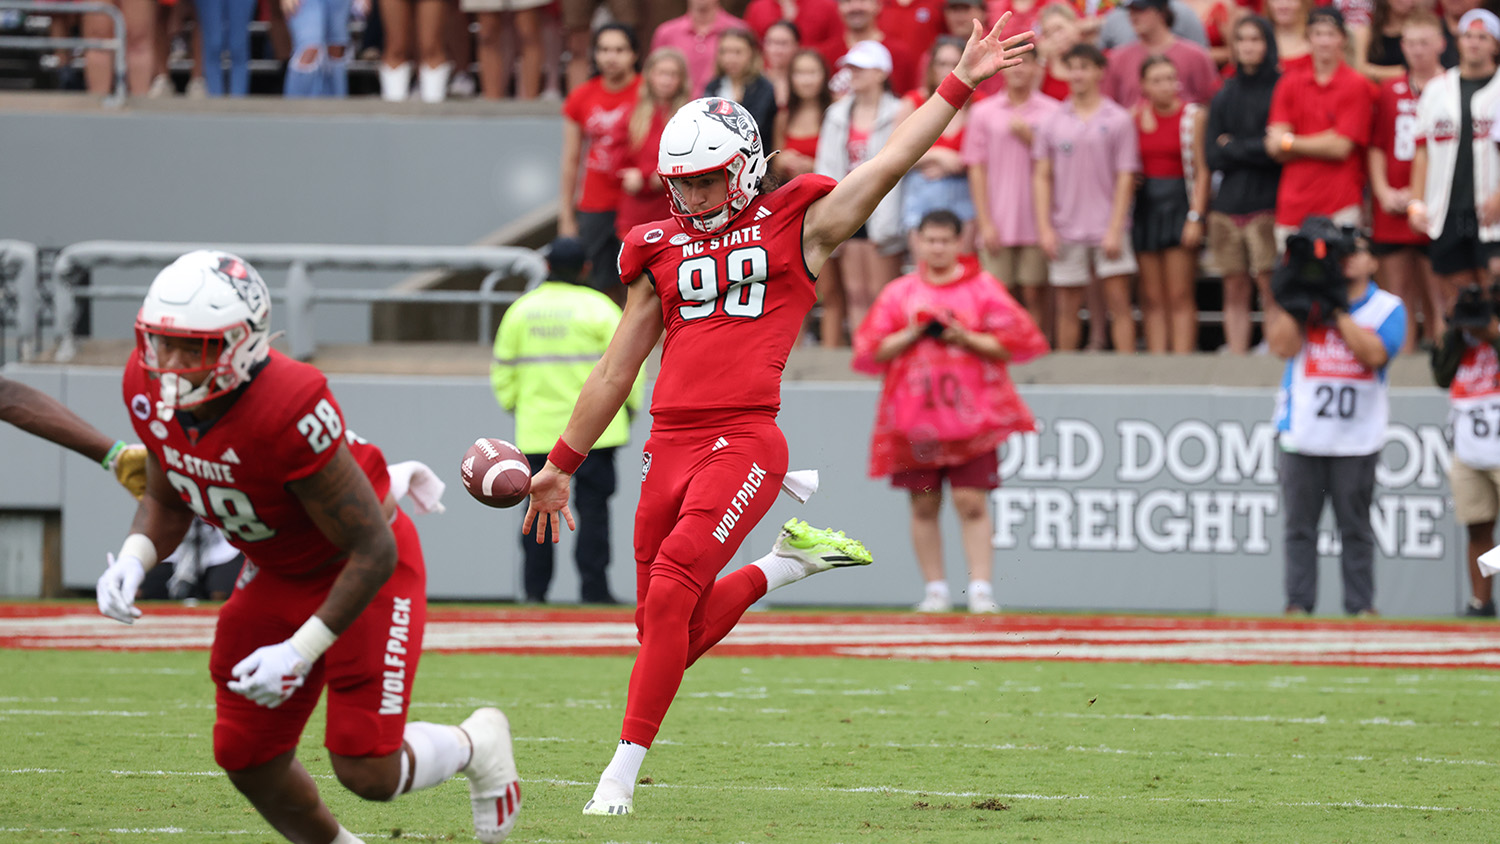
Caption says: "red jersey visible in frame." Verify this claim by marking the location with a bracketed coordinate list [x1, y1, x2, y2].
[562, 74, 642, 213]
[123, 349, 393, 579]
[877, 0, 946, 59]
[1370, 75, 1426, 245]
[617, 173, 838, 429]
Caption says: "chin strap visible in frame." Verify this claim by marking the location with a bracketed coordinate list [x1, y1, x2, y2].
[156, 372, 213, 421]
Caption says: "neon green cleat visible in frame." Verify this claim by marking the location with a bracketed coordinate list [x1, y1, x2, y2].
[774, 519, 874, 571]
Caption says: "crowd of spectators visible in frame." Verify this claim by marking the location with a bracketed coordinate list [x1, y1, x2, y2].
[37, 0, 1500, 352]
[541, 0, 1500, 354]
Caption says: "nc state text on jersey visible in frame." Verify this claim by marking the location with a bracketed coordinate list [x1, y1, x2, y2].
[161, 445, 237, 483]
[681, 225, 762, 257]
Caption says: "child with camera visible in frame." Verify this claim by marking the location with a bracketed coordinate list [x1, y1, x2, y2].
[1266, 217, 1408, 616]
[853, 209, 1048, 613]
[1430, 283, 1500, 617]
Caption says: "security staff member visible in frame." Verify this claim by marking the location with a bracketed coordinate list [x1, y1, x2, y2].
[492, 237, 644, 604]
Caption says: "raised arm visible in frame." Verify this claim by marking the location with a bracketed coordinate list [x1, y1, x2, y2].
[800, 16, 1033, 274]
[524, 276, 664, 543]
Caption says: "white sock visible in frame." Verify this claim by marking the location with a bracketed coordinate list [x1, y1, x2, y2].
[969, 580, 993, 597]
[329, 826, 365, 844]
[418, 62, 452, 103]
[753, 550, 812, 592]
[378, 62, 410, 102]
[926, 581, 950, 599]
[595, 740, 648, 798]
[400, 722, 471, 796]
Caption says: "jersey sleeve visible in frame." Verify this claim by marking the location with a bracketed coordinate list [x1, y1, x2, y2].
[618, 229, 653, 285]
[271, 369, 347, 485]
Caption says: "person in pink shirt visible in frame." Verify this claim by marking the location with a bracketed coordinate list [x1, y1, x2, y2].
[1104, 0, 1222, 105]
[1034, 42, 1143, 353]
[964, 47, 1061, 339]
[744, 0, 845, 45]
[853, 209, 1048, 613]
[650, 0, 749, 95]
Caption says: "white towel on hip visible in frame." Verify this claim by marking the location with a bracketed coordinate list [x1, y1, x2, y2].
[387, 460, 447, 515]
[780, 469, 819, 504]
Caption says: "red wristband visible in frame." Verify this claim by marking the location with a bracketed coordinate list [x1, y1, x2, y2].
[936, 72, 975, 109]
[548, 439, 587, 475]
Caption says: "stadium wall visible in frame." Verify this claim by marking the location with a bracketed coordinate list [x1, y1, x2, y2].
[0, 103, 562, 344]
[0, 366, 1465, 616]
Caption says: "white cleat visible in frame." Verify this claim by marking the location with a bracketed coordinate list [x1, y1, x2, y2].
[582, 776, 635, 816]
[774, 519, 874, 574]
[582, 795, 634, 815]
[461, 707, 521, 843]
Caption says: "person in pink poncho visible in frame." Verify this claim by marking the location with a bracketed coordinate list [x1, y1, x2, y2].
[853, 208, 1048, 613]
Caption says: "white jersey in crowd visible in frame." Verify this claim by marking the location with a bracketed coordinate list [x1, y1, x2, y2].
[1449, 339, 1500, 469]
[1274, 284, 1405, 456]
[1415, 68, 1500, 240]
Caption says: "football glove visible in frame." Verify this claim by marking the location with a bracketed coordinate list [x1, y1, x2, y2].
[97, 552, 146, 624]
[228, 639, 318, 708]
[109, 443, 148, 500]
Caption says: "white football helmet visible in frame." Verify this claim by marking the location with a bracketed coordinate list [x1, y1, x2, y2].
[657, 97, 768, 234]
[136, 250, 272, 419]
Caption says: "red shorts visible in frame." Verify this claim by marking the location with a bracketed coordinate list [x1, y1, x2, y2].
[209, 510, 427, 771]
[891, 450, 1001, 493]
[632, 421, 788, 600]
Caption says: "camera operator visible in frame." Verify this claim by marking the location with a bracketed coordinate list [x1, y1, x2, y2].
[1430, 283, 1500, 617]
[1266, 217, 1408, 616]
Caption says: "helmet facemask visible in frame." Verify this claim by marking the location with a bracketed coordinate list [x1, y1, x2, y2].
[137, 321, 257, 420]
[662, 153, 752, 234]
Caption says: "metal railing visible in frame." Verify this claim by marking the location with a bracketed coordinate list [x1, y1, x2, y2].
[47, 241, 546, 361]
[0, 1, 128, 105]
[0, 240, 40, 366]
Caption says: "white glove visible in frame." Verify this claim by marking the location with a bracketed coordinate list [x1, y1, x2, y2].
[97, 553, 146, 624]
[227, 639, 317, 708]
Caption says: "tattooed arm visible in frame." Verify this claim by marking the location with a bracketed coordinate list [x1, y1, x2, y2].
[288, 442, 398, 632]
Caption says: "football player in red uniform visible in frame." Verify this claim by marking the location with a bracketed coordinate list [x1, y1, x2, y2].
[522, 17, 1035, 817]
[96, 251, 521, 844]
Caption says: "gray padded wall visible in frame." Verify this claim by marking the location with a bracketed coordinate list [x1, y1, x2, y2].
[0, 365, 1464, 616]
[1, 109, 562, 344]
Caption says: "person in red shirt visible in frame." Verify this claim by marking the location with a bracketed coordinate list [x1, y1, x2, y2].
[524, 18, 1035, 819]
[1268, 0, 1315, 74]
[774, 49, 843, 344]
[821, 0, 923, 95]
[1368, 11, 1443, 351]
[879, 0, 948, 57]
[1132, 55, 1211, 353]
[616, 48, 694, 238]
[1265, 5, 1376, 248]
[560, 24, 642, 293]
[96, 251, 521, 844]
[1036, 2, 1082, 99]
[744, 0, 845, 45]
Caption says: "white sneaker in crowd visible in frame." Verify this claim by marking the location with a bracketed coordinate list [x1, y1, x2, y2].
[147, 74, 173, 98]
[914, 593, 952, 613]
[969, 593, 1000, 614]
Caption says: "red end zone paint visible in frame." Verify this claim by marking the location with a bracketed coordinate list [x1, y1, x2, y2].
[2, 603, 1498, 669]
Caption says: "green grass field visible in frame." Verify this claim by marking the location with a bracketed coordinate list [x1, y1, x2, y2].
[1, 648, 1497, 843]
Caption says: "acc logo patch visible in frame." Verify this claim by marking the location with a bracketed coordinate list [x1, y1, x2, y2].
[148, 420, 169, 440]
[130, 393, 150, 421]
[643, 228, 664, 244]
[670, 233, 692, 246]
[641, 451, 653, 481]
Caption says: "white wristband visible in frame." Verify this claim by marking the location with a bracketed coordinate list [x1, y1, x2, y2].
[119, 533, 158, 571]
[288, 615, 338, 663]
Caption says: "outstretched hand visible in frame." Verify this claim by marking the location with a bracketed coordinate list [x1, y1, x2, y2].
[953, 12, 1036, 88]
[521, 464, 576, 544]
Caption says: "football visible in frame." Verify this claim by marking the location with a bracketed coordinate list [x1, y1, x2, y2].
[460, 438, 532, 508]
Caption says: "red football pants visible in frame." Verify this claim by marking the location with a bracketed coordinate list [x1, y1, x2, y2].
[621, 421, 787, 746]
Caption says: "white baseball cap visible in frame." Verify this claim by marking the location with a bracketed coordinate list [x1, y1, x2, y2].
[1459, 8, 1500, 41]
[839, 40, 893, 74]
